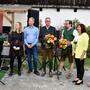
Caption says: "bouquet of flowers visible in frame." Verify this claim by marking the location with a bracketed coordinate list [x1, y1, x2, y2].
[45, 34, 57, 49]
[0, 34, 5, 44]
[58, 38, 67, 49]
[3, 41, 10, 46]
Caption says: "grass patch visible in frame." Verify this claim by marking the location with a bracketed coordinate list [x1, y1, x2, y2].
[37, 56, 90, 69]
[85, 58, 90, 68]
[64, 58, 90, 69]
[0, 70, 6, 80]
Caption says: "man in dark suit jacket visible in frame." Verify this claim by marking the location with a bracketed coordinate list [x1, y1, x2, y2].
[39, 17, 57, 77]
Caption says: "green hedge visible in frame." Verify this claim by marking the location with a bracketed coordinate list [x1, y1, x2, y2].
[87, 28, 90, 58]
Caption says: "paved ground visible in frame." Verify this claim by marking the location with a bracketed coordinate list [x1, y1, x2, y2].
[0, 69, 90, 90]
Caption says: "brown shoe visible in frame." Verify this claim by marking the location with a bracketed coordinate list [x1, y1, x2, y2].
[27, 70, 32, 74]
[66, 73, 72, 79]
[49, 72, 53, 77]
[41, 72, 46, 77]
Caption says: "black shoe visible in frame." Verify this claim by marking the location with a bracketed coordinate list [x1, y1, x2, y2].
[34, 71, 40, 76]
[18, 71, 21, 76]
[0, 67, 1, 71]
[57, 71, 62, 75]
[49, 72, 53, 77]
[8, 72, 13, 76]
[75, 80, 83, 85]
[72, 80, 78, 83]
[41, 72, 46, 77]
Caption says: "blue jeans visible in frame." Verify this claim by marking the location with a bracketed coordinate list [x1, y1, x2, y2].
[26, 45, 38, 72]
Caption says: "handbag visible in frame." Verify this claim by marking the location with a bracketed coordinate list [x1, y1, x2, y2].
[1, 46, 10, 56]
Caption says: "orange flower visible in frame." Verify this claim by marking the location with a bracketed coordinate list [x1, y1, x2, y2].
[59, 39, 67, 49]
[45, 34, 57, 48]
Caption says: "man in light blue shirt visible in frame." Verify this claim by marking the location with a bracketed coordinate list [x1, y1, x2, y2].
[24, 17, 40, 76]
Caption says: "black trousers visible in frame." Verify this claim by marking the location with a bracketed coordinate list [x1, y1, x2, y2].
[0, 52, 2, 67]
[0, 44, 3, 67]
[75, 58, 85, 80]
[10, 54, 22, 73]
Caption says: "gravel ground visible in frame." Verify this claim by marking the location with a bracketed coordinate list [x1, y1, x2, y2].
[0, 69, 90, 90]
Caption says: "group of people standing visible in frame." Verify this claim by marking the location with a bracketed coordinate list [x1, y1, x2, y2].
[1, 17, 89, 85]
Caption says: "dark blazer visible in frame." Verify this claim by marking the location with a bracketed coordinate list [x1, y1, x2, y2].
[9, 31, 24, 57]
[0, 33, 4, 54]
[39, 26, 57, 48]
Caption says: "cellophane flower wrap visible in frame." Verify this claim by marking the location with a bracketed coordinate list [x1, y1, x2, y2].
[45, 34, 57, 49]
[58, 38, 67, 49]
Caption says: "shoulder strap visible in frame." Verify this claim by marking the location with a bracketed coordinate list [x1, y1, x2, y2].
[61, 29, 65, 37]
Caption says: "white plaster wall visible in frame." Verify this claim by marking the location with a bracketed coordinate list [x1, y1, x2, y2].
[39, 8, 90, 27]
[3, 9, 90, 29]
[14, 12, 28, 29]
[3, 13, 12, 26]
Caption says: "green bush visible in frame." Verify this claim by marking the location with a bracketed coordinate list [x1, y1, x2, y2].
[86, 26, 90, 57]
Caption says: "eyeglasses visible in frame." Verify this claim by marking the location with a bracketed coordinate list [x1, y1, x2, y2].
[64, 23, 69, 25]
[45, 20, 50, 22]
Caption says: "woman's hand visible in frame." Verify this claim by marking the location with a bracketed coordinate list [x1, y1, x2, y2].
[80, 50, 86, 60]
[67, 40, 71, 46]
[80, 54, 84, 60]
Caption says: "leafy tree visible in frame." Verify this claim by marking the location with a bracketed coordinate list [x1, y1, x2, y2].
[72, 18, 80, 29]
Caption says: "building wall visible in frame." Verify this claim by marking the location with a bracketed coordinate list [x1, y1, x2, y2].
[3, 9, 90, 30]
[39, 9, 90, 27]
[3, 12, 28, 30]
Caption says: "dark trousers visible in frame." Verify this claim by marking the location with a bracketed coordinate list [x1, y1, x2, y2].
[26, 45, 38, 72]
[75, 58, 85, 80]
[0, 44, 3, 67]
[10, 54, 22, 73]
[0, 52, 2, 67]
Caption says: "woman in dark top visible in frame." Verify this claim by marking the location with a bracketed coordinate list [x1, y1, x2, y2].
[0, 33, 4, 68]
[9, 22, 24, 76]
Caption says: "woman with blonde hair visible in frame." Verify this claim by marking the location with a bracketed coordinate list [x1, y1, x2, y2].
[9, 22, 24, 76]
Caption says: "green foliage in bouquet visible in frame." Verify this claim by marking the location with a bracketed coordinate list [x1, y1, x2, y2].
[44, 34, 57, 49]
[0, 33, 6, 44]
